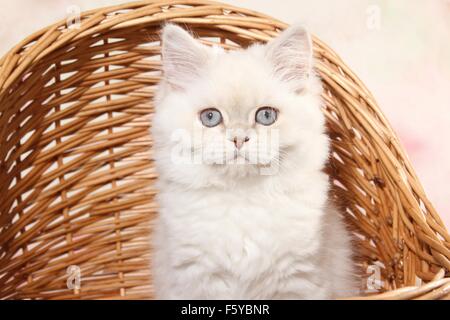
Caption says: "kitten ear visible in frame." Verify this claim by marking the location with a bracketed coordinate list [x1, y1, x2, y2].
[161, 24, 210, 90]
[265, 25, 313, 90]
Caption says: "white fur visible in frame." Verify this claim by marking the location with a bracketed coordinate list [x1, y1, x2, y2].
[151, 24, 358, 299]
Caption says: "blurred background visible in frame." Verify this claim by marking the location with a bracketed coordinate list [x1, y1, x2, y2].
[1, 0, 449, 228]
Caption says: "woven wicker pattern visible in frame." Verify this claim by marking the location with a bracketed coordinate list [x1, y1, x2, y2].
[0, 0, 449, 300]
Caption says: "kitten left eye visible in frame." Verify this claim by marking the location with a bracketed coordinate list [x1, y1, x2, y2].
[200, 108, 222, 127]
[255, 107, 278, 126]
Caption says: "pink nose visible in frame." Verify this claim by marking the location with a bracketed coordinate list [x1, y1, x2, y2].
[233, 136, 249, 150]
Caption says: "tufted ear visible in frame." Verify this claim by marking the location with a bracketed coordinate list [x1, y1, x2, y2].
[161, 24, 210, 91]
[264, 25, 313, 90]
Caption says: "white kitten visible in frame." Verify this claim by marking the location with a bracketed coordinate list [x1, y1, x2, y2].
[151, 24, 358, 299]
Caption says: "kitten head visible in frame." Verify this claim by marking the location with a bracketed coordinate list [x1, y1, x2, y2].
[152, 24, 329, 188]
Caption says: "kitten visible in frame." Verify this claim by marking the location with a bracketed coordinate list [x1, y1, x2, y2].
[151, 24, 358, 299]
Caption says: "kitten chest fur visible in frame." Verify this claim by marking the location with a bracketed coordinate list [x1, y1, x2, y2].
[153, 176, 333, 299]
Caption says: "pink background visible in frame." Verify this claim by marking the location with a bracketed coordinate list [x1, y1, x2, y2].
[1, 0, 449, 228]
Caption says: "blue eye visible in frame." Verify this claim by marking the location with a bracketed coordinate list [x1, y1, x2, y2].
[200, 108, 222, 127]
[255, 107, 278, 126]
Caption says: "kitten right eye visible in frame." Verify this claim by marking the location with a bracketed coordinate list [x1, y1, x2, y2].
[200, 108, 222, 127]
[255, 107, 278, 126]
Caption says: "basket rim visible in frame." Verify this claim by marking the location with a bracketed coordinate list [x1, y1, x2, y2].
[0, 0, 283, 93]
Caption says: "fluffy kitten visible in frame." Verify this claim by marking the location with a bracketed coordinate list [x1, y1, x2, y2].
[151, 24, 358, 299]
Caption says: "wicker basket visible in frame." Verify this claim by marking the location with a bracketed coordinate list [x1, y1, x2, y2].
[0, 0, 449, 300]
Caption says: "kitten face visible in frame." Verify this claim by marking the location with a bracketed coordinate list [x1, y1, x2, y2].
[152, 24, 328, 187]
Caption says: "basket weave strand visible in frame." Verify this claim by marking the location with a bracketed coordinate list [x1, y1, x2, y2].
[0, 0, 449, 299]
